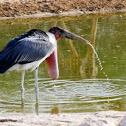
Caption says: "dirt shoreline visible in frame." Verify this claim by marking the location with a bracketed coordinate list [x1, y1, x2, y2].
[0, 111, 126, 126]
[0, 9, 126, 20]
[0, 0, 125, 19]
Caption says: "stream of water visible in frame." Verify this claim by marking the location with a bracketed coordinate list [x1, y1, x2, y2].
[87, 42, 108, 79]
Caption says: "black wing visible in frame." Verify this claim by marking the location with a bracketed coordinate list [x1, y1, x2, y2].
[0, 29, 54, 73]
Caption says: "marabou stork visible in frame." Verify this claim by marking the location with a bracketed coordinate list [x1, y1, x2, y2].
[0, 27, 89, 100]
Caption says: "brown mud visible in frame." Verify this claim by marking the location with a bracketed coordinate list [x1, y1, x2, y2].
[0, 0, 125, 17]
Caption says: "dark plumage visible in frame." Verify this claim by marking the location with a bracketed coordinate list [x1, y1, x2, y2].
[0, 29, 53, 73]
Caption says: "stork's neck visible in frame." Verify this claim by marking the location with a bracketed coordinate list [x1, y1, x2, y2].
[50, 33, 60, 41]
[48, 32, 60, 41]
[55, 34, 60, 40]
[46, 32, 57, 44]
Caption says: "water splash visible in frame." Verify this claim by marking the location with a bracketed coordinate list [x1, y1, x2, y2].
[77, 35, 108, 79]
[87, 42, 108, 79]
[86, 42, 109, 104]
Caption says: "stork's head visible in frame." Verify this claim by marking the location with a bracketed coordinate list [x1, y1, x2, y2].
[49, 26, 89, 44]
[47, 26, 90, 80]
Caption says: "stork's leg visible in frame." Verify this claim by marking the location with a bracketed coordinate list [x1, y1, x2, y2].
[35, 67, 39, 101]
[21, 70, 25, 100]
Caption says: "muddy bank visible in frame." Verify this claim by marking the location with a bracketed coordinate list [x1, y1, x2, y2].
[0, 0, 125, 18]
[0, 111, 126, 126]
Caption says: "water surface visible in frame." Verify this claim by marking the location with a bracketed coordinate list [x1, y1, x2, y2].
[0, 13, 126, 114]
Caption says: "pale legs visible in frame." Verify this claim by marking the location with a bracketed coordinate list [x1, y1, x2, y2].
[21, 70, 25, 100]
[35, 67, 39, 115]
[21, 70, 25, 114]
[21, 68, 39, 100]
[35, 67, 39, 101]
[20, 68, 39, 114]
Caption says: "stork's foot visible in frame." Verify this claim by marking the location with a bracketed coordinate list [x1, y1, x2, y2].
[21, 97, 25, 114]
[35, 97, 39, 115]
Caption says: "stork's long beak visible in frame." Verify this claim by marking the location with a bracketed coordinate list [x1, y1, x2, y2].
[61, 30, 90, 45]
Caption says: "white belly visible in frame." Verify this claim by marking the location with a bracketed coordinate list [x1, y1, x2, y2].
[9, 50, 54, 71]
[9, 59, 44, 71]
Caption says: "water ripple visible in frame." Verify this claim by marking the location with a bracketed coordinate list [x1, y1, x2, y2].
[0, 78, 126, 113]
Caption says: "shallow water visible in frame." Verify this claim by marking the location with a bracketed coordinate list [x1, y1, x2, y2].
[0, 13, 126, 114]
